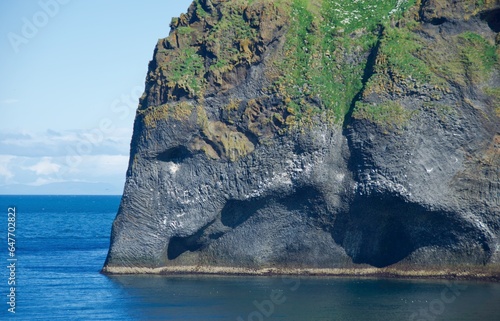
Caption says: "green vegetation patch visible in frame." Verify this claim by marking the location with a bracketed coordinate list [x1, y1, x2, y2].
[324, 0, 413, 33]
[363, 18, 450, 99]
[353, 100, 414, 130]
[206, 1, 258, 75]
[458, 32, 499, 83]
[177, 26, 195, 36]
[353, 8, 497, 126]
[378, 26, 440, 84]
[485, 87, 500, 100]
[166, 47, 205, 96]
[418, 32, 499, 87]
[275, 0, 415, 124]
[158, 0, 420, 128]
[194, 1, 209, 19]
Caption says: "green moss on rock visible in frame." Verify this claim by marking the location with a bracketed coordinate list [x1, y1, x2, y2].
[195, 105, 254, 161]
[141, 102, 194, 128]
[353, 100, 414, 130]
[416, 32, 498, 88]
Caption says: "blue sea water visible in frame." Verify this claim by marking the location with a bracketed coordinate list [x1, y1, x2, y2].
[0, 195, 499, 321]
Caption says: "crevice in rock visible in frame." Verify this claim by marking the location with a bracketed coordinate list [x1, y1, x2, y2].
[199, 0, 215, 14]
[199, 44, 218, 68]
[342, 26, 383, 129]
[175, 33, 180, 49]
[170, 84, 191, 101]
[239, 128, 260, 147]
[201, 136, 223, 159]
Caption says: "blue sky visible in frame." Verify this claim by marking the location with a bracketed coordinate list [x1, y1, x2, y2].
[0, 0, 193, 194]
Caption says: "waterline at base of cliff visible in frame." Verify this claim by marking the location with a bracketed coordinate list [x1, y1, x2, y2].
[102, 265, 500, 282]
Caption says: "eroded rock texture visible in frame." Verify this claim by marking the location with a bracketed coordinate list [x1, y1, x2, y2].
[103, 0, 500, 276]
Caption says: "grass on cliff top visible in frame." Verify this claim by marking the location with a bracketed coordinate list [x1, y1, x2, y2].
[158, 0, 418, 128]
[168, 47, 205, 96]
[359, 18, 450, 104]
[322, 0, 413, 33]
[377, 25, 442, 84]
[206, 1, 258, 75]
[275, 0, 416, 124]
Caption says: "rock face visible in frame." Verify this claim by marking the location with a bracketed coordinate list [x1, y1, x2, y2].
[103, 0, 500, 276]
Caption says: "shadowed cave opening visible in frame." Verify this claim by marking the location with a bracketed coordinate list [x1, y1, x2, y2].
[166, 220, 222, 260]
[428, 17, 447, 26]
[167, 235, 203, 260]
[331, 193, 484, 268]
[481, 9, 500, 33]
[156, 146, 193, 163]
[166, 168, 488, 266]
[332, 196, 418, 267]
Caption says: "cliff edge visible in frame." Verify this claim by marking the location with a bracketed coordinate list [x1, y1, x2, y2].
[103, 0, 500, 279]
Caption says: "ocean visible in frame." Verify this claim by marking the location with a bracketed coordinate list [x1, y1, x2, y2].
[0, 195, 499, 321]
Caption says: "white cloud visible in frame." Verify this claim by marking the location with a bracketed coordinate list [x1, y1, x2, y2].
[28, 177, 65, 186]
[0, 155, 15, 181]
[0, 165, 14, 180]
[28, 157, 61, 176]
[0, 153, 129, 193]
[0, 126, 132, 193]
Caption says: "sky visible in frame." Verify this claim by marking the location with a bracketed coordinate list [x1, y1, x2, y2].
[0, 0, 193, 194]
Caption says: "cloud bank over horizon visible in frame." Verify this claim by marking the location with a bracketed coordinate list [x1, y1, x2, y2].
[0, 127, 132, 194]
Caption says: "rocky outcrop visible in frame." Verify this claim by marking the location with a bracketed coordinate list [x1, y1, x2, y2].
[103, 0, 500, 278]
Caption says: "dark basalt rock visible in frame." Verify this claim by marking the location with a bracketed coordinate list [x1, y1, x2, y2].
[103, 0, 500, 277]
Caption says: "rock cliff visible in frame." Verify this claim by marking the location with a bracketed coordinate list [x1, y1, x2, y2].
[103, 0, 500, 278]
